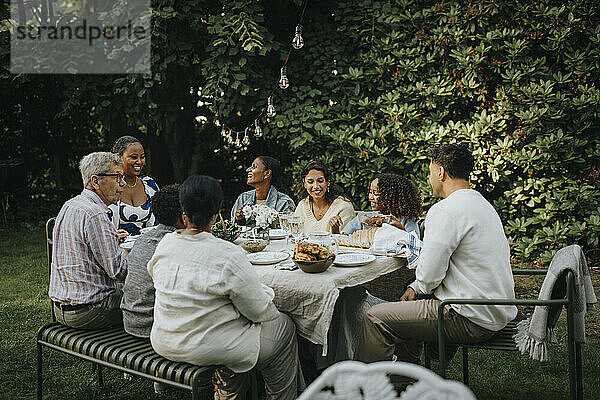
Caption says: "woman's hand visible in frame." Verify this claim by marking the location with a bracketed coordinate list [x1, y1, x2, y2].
[328, 215, 343, 234]
[234, 207, 246, 223]
[116, 229, 129, 244]
[388, 215, 406, 231]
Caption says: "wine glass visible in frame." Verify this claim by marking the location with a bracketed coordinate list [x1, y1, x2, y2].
[287, 216, 304, 244]
[279, 212, 293, 245]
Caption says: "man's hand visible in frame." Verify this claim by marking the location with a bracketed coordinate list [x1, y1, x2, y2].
[234, 207, 246, 223]
[399, 287, 416, 301]
[116, 229, 129, 244]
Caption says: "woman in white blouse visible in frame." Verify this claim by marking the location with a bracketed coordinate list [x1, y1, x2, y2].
[294, 160, 355, 234]
[148, 175, 304, 399]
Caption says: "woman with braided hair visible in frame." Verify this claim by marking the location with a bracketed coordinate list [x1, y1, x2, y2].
[342, 173, 422, 237]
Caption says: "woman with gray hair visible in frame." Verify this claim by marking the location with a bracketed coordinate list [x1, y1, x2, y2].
[109, 135, 160, 236]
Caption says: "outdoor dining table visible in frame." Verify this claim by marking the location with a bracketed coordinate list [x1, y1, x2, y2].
[246, 238, 409, 358]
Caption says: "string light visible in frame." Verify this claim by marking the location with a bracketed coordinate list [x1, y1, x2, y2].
[242, 128, 251, 146]
[331, 59, 338, 75]
[279, 66, 289, 89]
[266, 96, 276, 117]
[254, 119, 263, 137]
[292, 25, 304, 49]
[197, 0, 308, 150]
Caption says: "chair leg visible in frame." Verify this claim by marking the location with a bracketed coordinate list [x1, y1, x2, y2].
[97, 364, 104, 388]
[576, 343, 583, 400]
[250, 370, 259, 400]
[462, 347, 469, 385]
[37, 343, 43, 400]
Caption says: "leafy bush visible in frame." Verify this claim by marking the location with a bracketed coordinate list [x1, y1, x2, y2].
[2, 0, 599, 261]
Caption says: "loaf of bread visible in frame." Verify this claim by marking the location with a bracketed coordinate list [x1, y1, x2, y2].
[294, 252, 318, 261]
[294, 242, 329, 259]
[337, 228, 377, 249]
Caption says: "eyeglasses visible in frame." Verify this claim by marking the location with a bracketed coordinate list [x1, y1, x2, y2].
[96, 173, 126, 183]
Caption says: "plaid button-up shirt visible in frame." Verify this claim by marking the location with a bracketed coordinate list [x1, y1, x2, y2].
[49, 189, 127, 305]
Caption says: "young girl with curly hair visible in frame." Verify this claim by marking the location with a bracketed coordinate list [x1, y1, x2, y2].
[342, 173, 423, 237]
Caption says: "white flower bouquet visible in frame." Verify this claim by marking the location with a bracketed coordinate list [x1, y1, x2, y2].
[242, 204, 279, 231]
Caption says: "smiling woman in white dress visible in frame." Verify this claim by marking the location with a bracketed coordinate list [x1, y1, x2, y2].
[108, 136, 159, 236]
[294, 160, 355, 234]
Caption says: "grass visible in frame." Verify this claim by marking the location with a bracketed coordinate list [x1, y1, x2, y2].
[0, 224, 598, 399]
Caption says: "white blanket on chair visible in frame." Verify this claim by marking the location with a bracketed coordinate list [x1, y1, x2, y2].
[513, 245, 597, 361]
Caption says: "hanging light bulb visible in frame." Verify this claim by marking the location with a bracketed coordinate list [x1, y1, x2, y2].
[214, 119, 221, 127]
[279, 66, 289, 89]
[234, 132, 242, 148]
[189, 86, 194, 94]
[221, 126, 227, 137]
[227, 132, 234, 145]
[266, 96, 276, 117]
[292, 25, 304, 49]
[331, 59, 338, 75]
[254, 119, 263, 138]
[242, 128, 251, 146]
[197, 100, 204, 107]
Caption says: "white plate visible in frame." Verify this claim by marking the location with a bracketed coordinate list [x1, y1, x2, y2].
[247, 251, 289, 265]
[119, 240, 135, 250]
[333, 253, 376, 267]
[269, 229, 288, 240]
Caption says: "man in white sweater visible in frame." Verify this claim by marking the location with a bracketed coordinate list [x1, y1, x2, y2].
[354, 143, 517, 364]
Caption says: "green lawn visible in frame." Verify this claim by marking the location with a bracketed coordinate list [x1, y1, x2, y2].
[1, 225, 598, 399]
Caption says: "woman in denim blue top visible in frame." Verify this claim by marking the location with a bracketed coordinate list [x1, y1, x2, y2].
[342, 174, 422, 238]
[231, 156, 295, 223]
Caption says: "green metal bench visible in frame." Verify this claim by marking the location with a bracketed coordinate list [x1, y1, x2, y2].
[37, 217, 259, 399]
[37, 322, 216, 399]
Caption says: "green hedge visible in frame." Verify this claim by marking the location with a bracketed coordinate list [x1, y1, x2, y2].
[2, 0, 599, 261]
[261, 0, 600, 261]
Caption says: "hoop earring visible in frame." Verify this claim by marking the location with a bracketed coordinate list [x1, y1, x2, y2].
[327, 185, 330, 192]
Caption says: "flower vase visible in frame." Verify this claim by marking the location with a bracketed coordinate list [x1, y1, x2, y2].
[250, 228, 270, 245]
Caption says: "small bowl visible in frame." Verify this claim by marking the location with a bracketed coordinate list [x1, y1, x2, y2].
[241, 239, 269, 253]
[292, 254, 336, 273]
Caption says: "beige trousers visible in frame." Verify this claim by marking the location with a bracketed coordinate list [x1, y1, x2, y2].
[213, 313, 305, 400]
[354, 298, 495, 364]
[54, 288, 123, 330]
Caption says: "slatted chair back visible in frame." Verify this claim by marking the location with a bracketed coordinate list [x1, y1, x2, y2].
[298, 360, 476, 400]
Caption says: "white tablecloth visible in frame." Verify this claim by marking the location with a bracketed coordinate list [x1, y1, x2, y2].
[249, 239, 407, 355]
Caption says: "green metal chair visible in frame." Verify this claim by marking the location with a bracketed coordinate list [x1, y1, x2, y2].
[425, 268, 583, 400]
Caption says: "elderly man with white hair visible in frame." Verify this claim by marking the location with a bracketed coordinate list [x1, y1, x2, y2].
[49, 152, 129, 329]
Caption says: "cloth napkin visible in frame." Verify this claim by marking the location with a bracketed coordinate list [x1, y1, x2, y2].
[514, 244, 597, 361]
[372, 224, 422, 269]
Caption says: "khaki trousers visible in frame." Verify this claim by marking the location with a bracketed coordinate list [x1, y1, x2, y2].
[54, 288, 123, 330]
[354, 298, 495, 364]
[213, 313, 305, 400]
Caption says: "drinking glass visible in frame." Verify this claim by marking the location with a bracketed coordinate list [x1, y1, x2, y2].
[288, 216, 304, 244]
[279, 212, 293, 244]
